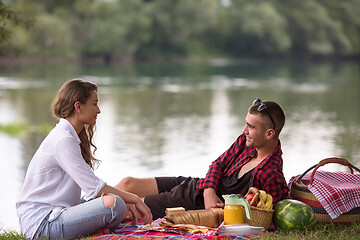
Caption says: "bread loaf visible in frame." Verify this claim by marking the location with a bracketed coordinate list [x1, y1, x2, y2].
[165, 207, 186, 219]
[211, 207, 225, 226]
[170, 208, 224, 228]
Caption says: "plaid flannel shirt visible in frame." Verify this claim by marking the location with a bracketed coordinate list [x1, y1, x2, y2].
[196, 134, 289, 203]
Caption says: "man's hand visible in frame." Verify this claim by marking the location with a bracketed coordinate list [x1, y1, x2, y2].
[133, 198, 153, 225]
[203, 188, 225, 209]
[123, 199, 153, 225]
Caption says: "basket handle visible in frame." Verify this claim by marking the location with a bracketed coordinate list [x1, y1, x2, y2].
[297, 157, 360, 185]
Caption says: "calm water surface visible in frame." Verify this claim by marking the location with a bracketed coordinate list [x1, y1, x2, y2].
[1, 59, 359, 231]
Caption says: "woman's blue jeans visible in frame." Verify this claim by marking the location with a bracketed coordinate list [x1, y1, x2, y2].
[34, 194, 126, 239]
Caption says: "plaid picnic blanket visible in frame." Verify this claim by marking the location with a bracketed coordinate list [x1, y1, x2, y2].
[289, 170, 360, 219]
[87, 219, 263, 240]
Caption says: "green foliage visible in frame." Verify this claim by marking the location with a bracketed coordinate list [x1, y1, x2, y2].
[0, 1, 33, 52]
[28, 14, 73, 56]
[321, 0, 360, 53]
[135, 0, 219, 59]
[2, 0, 360, 61]
[79, 0, 151, 60]
[277, 0, 353, 57]
[224, 0, 291, 56]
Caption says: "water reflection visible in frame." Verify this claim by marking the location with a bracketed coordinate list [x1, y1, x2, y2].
[0, 59, 359, 231]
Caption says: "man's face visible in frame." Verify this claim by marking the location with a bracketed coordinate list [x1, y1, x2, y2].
[242, 112, 267, 148]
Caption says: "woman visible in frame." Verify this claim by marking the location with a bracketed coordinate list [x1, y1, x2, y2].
[16, 79, 152, 239]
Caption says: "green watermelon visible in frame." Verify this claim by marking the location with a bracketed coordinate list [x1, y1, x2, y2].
[274, 199, 317, 232]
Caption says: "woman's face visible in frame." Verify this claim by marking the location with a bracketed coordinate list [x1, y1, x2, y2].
[78, 90, 101, 126]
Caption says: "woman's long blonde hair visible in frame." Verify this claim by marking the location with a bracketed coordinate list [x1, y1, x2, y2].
[52, 79, 100, 169]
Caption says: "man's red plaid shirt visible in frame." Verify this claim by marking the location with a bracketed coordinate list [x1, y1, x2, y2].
[196, 134, 289, 203]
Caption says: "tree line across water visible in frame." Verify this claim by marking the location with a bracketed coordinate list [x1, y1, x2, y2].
[2, 0, 360, 63]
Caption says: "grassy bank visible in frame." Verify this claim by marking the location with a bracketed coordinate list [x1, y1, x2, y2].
[1, 222, 360, 240]
[0, 121, 53, 137]
[0, 230, 23, 240]
[257, 222, 360, 240]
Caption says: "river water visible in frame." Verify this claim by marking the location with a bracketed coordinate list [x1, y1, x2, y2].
[1, 58, 359, 231]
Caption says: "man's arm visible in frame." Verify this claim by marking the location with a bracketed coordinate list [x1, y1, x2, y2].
[263, 173, 289, 203]
[203, 188, 225, 209]
[197, 134, 246, 192]
[198, 135, 247, 210]
[253, 168, 289, 204]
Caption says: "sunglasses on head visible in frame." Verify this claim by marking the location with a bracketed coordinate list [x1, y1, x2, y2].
[252, 97, 276, 130]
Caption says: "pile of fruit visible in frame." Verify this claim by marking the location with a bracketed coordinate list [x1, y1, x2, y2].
[242, 187, 274, 210]
[235, 187, 316, 231]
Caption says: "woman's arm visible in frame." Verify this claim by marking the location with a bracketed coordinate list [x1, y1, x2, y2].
[55, 137, 153, 223]
[97, 184, 152, 224]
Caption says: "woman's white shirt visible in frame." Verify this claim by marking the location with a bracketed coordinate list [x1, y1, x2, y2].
[16, 118, 106, 239]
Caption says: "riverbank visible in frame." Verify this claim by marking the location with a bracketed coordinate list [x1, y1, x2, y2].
[1, 53, 359, 69]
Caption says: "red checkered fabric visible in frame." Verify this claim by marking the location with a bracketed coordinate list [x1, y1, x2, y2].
[86, 219, 263, 239]
[290, 170, 360, 219]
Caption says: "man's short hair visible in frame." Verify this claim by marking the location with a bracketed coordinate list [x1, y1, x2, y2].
[249, 100, 285, 137]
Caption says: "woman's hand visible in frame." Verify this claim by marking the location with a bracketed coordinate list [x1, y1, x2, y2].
[203, 188, 225, 209]
[123, 204, 138, 225]
[98, 184, 153, 225]
[122, 204, 134, 224]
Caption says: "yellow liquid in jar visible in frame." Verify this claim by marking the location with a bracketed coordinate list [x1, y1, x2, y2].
[224, 204, 245, 225]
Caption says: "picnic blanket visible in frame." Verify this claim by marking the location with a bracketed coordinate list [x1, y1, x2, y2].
[87, 218, 264, 240]
[289, 170, 360, 219]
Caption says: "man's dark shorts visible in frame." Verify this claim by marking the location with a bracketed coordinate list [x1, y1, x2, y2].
[144, 176, 204, 219]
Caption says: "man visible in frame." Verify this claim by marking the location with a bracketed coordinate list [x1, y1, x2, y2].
[116, 98, 289, 219]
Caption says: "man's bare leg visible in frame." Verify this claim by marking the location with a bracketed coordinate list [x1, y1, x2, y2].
[115, 177, 159, 198]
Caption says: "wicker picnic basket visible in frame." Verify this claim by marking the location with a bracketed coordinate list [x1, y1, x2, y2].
[244, 190, 274, 230]
[290, 157, 360, 224]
